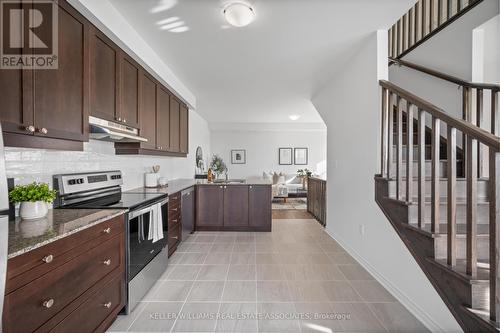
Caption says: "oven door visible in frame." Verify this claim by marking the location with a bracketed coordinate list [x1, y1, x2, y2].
[128, 198, 168, 282]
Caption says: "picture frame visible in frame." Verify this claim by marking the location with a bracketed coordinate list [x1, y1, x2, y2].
[231, 149, 246, 164]
[294, 148, 308, 165]
[279, 148, 293, 165]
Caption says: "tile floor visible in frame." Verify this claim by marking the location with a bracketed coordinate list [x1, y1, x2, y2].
[108, 219, 429, 333]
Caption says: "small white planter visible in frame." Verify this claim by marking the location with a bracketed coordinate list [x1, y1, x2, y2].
[19, 201, 48, 220]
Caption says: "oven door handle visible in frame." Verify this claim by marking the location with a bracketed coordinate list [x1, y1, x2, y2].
[129, 198, 168, 220]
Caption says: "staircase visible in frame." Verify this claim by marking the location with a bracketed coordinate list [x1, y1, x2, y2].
[375, 79, 499, 332]
[377, 1, 500, 331]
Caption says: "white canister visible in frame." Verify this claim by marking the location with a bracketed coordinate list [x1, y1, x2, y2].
[145, 173, 159, 188]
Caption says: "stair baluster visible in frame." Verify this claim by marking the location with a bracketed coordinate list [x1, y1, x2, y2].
[447, 126, 458, 266]
[406, 102, 414, 203]
[396, 96, 404, 200]
[431, 116, 441, 233]
[466, 128, 478, 276]
[490, 151, 500, 321]
[418, 108, 426, 228]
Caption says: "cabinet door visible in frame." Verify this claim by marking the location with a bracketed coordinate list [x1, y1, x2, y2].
[120, 55, 140, 128]
[90, 28, 118, 122]
[0, 1, 32, 135]
[180, 104, 188, 154]
[156, 86, 170, 151]
[139, 72, 157, 150]
[33, 2, 87, 141]
[249, 185, 272, 230]
[196, 186, 224, 227]
[223, 186, 249, 227]
[169, 97, 180, 152]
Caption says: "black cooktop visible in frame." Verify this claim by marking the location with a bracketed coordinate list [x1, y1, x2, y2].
[70, 192, 166, 210]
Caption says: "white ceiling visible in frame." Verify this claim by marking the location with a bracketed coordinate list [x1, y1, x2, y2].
[108, 0, 413, 124]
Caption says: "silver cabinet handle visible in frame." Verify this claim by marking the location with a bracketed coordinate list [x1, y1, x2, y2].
[103, 227, 111, 234]
[38, 127, 48, 134]
[172, 219, 178, 223]
[149, 249, 155, 254]
[103, 259, 111, 266]
[25, 125, 35, 133]
[219, 186, 223, 188]
[224, 186, 227, 189]
[117, 117, 122, 121]
[249, 186, 253, 189]
[123, 119, 127, 123]
[43, 299, 54, 308]
[173, 236, 178, 240]
[103, 302, 112, 309]
[172, 208, 178, 211]
[42, 255, 54, 263]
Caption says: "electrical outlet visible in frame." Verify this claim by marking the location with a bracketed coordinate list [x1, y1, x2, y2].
[359, 225, 365, 236]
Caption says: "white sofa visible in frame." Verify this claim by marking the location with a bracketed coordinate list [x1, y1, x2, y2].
[263, 172, 306, 198]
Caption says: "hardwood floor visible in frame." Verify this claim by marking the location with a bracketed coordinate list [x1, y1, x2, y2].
[272, 209, 313, 219]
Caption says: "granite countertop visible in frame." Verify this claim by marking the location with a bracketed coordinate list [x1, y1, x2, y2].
[127, 178, 272, 195]
[8, 209, 127, 259]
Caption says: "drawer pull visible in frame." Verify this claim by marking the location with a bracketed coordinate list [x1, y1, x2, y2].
[43, 299, 54, 308]
[172, 219, 178, 223]
[38, 127, 48, 134]
[171, 208, 178, 211]
[42, 254, 54, 263]
[103, 302, 112, 309]
[149, 249, 155, 254]
[103, 259, 112, 266]
[172, 236, 178, 240]
[25, 125, 35, 133]
[103, 227, 111, 234]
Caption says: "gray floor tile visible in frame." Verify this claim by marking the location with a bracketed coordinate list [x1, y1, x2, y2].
[257, 302, 301, 332]
[167, 265, 201, 280]
[172, 302, 218, 332]
[329, 302, 387, 332]
[338, 264, 375, 280]
[231, 252, 256, 265]
[256, 265, 286, 281]
[188, 281, 225, 301]
[129, 302, 183, 332]
[351, 280, 396, 302]
[197, 264, 229, 281]
[216, 303, 258, 332]
[205, 252, 232, 264]
[146, 281, 194, 301]
[223, 281, 257, 301]
[257, 281, 292, 302]
[227, 265, 256, 280]
[177, 252, 208, 265]
[320, 281, 361, 302]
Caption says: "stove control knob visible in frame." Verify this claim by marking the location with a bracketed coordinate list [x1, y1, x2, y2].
[68, 179, 76, 185]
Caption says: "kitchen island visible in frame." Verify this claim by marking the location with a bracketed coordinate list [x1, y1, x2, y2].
[129, 178, 272, 232]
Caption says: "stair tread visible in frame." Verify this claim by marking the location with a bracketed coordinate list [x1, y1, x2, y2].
[463, 307, 500, 330]
[433, 258, 490, 282]
[409, 223, 490, 236]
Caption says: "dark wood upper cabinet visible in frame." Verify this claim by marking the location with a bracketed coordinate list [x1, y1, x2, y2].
[196, 185, 224, 227]
[169, 97, 180, 153]
[223, 186, 249, 227]
[156, 86, 170, 151]
[119, 55, 140, 128]
[90, 28, 119, 122]
[249, 185, 272, 230]
[139, 72, 157, 150]
[180, 104, 188, 154]
[33, 2, 88, 142]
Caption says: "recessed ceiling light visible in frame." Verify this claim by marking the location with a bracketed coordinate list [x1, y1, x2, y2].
[223, 2, 255, 27]
[289, 115, 301, 121]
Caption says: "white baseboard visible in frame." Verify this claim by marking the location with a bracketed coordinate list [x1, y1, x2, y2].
[323, 228, 454, 333]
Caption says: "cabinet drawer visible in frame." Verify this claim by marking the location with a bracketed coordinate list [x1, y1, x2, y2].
[3, 234, 125, 333]
[169, 192, 181, 206]
[168, 223, 181, 254]
[169, 201, 181, 215]
[7, 215, 125, 293]
[49, 274, 125, 333]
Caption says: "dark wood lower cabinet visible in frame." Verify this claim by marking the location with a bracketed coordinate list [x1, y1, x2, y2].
[196, 186, 224, 228]
[196, 184, 271, 232]
[223, 186, 249, 227]
[168, 192, 182, 256]
[249, 185, 272, 231]
[2, 214, 126, 333]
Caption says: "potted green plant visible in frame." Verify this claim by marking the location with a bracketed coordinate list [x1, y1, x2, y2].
[9, 182, 57, 220]
[210, 154, 228, 179]
[297, 169, 313, 189]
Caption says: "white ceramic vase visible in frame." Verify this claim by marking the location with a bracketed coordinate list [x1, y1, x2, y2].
[19, 201, 48, 220]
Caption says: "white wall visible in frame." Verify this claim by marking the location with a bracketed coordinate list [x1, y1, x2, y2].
[4, 111, 210, 191]
[210, 126, 327, 179]
[311, 31, 462, 332]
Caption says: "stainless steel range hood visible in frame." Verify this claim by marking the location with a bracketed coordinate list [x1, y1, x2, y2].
[89, 116, 148, 143]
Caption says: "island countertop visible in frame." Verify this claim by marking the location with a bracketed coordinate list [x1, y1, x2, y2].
[8, 208, 127, 259]
[127, 178, 272, 196]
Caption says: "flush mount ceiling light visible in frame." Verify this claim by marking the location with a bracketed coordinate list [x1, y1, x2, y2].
[289, 115, 301, 121]
[223, 2, 255, 27]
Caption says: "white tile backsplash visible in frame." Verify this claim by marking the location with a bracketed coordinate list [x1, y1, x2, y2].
[5, 140, 197, 191]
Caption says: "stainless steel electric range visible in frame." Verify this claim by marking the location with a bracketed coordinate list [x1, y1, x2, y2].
[53, 170, 168, 314]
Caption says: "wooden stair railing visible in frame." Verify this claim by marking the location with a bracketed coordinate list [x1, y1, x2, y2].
[389, 0, 483, 59]
[390, 57, 500, 178]
[379, 80, 500, 329]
